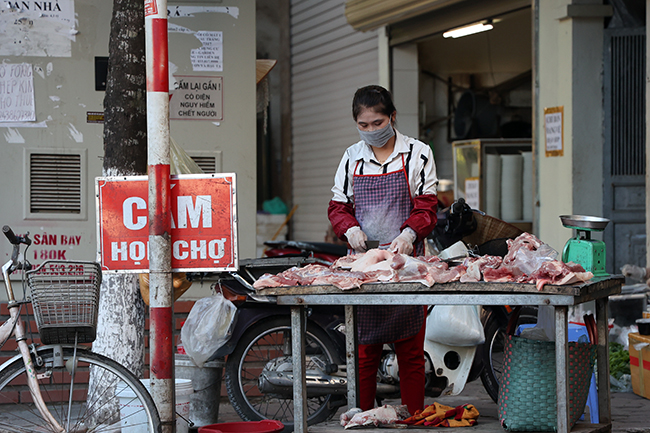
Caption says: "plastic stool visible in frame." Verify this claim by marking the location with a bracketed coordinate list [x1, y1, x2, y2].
[567, 324, 599, 424]
[515, 323, 598, 423]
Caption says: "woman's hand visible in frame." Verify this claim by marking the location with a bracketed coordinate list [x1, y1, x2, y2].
[345, 226, 368, 253]
[390, 228, 416, 255]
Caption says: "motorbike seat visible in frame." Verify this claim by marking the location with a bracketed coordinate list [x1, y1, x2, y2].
[264, 240, 348, 257]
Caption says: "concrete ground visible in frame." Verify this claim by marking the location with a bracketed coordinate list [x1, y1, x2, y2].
[209, 381, 650, 433]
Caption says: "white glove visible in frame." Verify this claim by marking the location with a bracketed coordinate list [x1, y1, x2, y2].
[390, 227, 417, 255]
[621, 264, 647, 281]
[345, 226, 368, 253]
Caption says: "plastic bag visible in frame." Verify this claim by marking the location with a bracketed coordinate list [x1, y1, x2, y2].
[170, 136, 204, 175]
[512, 243, 558, 275]
[530, 305, 555, 341]
[181, 293, 237, 367]
[425, 305, 485, 346]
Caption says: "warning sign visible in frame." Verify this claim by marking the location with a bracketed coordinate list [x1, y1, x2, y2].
[170, 75, 223, 121]
[96, 173, 237, 272]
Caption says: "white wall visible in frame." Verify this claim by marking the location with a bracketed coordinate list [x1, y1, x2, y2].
[0, 1, 257, 300]
[0, 1, 111, 272]
[167, 1, 257, 261]
[536, 0, 605, 252]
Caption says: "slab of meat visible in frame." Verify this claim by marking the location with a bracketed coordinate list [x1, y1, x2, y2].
[428, 261, 465, 283]
[349, 249, 395, 272]
[281, 264, 330, 285]
[340, 408, 363, 427]
[343, 404, 411, 429]
[460, 255, 502, 282]
[311, 269, 368, 290]
[531, 260, 593, 291]
[503, 232, 544, 266]
[332, 254, 359, 269]
[391, 255, 434, 286]
[252, 273, 299, 289]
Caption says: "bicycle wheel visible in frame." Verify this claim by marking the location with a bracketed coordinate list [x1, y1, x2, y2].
[0, 346, 161, 433]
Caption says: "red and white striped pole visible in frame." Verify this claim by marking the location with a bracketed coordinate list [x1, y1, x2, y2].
[144, 1, 174, 432]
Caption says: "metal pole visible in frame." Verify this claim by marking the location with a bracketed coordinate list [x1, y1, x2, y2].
[290, 306, 307, 433]
[145, 1, 174, 432]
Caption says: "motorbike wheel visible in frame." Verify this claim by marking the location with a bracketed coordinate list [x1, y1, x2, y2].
[479, 306, 538, 403]
[224, 316, 342, 431]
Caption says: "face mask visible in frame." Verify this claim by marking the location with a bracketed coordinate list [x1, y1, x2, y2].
[357, 122, 395, 148]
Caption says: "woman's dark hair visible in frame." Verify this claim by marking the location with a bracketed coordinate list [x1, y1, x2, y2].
[352, 85, 396, 121]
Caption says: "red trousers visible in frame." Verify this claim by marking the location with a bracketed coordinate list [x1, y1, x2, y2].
[357, 308, 426, 415]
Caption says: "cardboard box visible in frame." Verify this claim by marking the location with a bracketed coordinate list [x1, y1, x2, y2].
[629, 332, 650, 399]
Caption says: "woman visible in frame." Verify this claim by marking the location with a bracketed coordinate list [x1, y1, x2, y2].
[327, 85, 439, 415]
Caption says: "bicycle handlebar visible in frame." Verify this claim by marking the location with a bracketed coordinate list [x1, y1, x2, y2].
[3, 225, 31, 246]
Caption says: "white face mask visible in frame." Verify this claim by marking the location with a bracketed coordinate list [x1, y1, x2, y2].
[357, 122, 395, 148]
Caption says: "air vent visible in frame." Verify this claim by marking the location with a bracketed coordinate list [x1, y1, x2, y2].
[191, 155, 217, 173]
[611, 33, 645, 176]
[30, 153, 82, 213]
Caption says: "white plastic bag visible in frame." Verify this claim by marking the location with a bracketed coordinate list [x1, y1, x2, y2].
[425, 305, 485, 346]
[170, 136, 204, 175]
[530, 305, 555, 341]
[181, 293, 237, 367]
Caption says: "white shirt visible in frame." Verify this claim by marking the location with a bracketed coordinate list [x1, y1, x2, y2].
[331, 130, 439, 203]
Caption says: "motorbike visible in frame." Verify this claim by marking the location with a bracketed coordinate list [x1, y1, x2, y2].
[188, 199, 536, 431]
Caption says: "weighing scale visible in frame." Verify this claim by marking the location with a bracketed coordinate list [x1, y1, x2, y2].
[560, 215, 610, 277]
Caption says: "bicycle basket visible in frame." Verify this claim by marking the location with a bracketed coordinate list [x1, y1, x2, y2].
[26, 260, 102, 345]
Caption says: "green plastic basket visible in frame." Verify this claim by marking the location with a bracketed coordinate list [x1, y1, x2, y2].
[497, 334, 596, 432]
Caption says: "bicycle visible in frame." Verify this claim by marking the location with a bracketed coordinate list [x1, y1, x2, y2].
[0, 225, 161, 432]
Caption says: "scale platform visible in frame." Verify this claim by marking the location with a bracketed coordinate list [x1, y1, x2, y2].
[560, 215, 610, 277]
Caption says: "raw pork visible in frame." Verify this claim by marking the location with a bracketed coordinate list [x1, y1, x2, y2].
[503, 232, 544, 266]
[391, 254, 434, 286]
[343, 405, 411, 429]
[349, 249, 395, 272]
[531, 260, 593, 291]
[311, 269, 368, 290]
[282, 264, 330, 285]
[460, 256, 502, 282]
[252, 273, 298, 289]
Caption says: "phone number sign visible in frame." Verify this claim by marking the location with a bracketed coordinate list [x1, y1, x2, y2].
[96, 173, 238, 273]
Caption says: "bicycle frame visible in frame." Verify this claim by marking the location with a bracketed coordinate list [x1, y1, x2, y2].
[1, 236, 65, 432]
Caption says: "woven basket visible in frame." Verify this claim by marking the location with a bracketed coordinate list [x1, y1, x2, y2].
[462, 213, 523, 247]
[497, 334, 596, 431]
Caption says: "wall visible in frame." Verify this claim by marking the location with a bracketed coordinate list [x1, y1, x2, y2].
[0, 1, 111, 275]
[0, 1, 257, 301]
[167, 0, 257, 264]
[290, 0, 380, 242]
[536, 0, 605, 252]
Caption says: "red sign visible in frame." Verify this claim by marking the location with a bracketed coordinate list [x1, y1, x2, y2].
[144, 0, 158, 16]
[96, 174, 238, 272]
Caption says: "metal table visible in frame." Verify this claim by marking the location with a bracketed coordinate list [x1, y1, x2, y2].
[258, 276, 623, 433]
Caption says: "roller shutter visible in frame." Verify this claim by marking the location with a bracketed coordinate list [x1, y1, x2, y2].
[291, 0, 379, 241]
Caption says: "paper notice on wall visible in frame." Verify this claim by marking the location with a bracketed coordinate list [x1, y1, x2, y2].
[544, 106, 564, 157]
[0, 0, 76, 57]
[191, 31, 223, 71]
[170, 75, 223, 121]
[0, 63, 36, 122]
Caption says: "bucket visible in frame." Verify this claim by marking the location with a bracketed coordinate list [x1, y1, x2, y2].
[119, 378, 193, 433]
[175, 354, 225, 427]
[198, 420, 285, 433]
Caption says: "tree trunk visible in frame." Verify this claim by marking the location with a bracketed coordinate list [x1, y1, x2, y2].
[93, 0, 147, 384]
